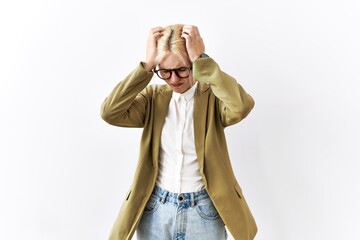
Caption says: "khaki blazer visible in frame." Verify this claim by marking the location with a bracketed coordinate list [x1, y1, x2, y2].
[101, 57, 257, 240]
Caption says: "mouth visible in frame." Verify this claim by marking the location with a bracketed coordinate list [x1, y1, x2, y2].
[171, 83, 182, 88]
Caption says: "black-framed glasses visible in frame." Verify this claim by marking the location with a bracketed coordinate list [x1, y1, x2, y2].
[153, 66, 192, 80]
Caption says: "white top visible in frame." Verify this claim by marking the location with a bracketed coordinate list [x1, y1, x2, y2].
[156, 82, 204, 193]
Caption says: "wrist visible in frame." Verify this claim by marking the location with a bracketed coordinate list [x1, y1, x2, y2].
[143, 61, 155, 72]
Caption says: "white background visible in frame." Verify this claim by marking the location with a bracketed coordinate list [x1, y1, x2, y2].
[1, 0, 359, 239]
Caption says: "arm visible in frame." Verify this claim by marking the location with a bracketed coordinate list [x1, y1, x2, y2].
[182, 25, 254, 127]
[101, 27, 164, 127]
[193, 57, 255, 127]
[100, 63, 153, 127]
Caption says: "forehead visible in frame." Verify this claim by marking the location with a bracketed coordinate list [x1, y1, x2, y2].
[159, 53, 190, 69]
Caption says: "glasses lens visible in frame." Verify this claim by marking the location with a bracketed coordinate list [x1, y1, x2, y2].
[158, 69, 171, 79]
[175, 67, 191, 78]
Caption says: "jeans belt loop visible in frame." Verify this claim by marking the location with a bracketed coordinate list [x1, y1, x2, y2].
[190, 192, 195, 208]
[161, 190, 168, 204]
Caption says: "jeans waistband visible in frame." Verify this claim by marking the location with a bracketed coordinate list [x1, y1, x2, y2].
[152, 185, 209, 207]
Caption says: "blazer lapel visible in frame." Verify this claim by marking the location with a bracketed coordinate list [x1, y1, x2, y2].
[194, 82, 210, 176]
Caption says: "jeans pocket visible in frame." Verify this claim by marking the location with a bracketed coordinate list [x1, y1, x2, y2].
[143, 194, 161, 215]
[195, 198, 220, 220]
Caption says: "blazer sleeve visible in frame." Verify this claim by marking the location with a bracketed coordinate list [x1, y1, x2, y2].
[192, 57, 255, 127]
[100, 63, 154, 128]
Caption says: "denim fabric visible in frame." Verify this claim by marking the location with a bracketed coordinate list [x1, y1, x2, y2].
[137, 186, 227, 240]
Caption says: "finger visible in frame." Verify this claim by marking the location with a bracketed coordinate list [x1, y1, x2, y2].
[150, 31, 164, 43]
[150, 26, 164, 33]
[181, 33, 191, 42]
[182, 25, 198, 35]
[182, 25, 192, 34]
[182, 25, 196, 30]
[182, 30, 194, 40]
[150, 28, 164, 40]
[153, 31, 164, 38]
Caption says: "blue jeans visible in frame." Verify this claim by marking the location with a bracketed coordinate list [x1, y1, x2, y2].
[137, 185, 227, 240]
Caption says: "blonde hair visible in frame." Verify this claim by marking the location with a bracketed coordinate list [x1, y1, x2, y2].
[155, 24, 190, 66]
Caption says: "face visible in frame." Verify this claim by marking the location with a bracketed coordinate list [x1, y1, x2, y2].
[158, 53, 195, 93]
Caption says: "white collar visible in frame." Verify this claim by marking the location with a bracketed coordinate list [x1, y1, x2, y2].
[172, 82, 198, 102]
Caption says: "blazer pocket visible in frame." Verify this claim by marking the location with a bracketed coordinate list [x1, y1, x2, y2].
[234, 182, 243, 199]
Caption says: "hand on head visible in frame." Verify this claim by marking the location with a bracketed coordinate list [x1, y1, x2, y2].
[144, 27, 164, 72]
[143, 24, 205, 72]
[181, 25, 205, 62]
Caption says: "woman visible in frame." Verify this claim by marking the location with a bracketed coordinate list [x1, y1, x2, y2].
[101, 24, 257, 240]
